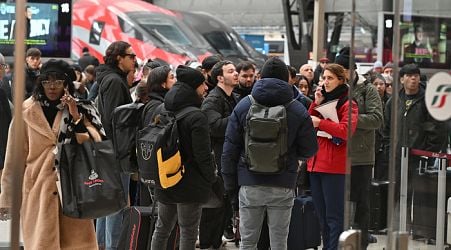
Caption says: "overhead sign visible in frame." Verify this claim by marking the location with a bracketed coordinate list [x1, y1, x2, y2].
[425, 72, 451, 121]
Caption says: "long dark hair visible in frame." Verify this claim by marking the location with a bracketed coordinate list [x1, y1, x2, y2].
[103, 41, 131, 67]
[147, 65, 172, 93]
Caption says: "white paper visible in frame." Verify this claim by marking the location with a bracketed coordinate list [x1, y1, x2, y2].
[314, 99, 339, 138]
[314, 99, 339, 122]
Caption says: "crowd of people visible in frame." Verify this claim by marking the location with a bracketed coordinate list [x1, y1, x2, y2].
[0, 42, 449, 250]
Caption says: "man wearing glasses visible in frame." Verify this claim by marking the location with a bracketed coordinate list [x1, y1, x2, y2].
[95, 41, 136, 250]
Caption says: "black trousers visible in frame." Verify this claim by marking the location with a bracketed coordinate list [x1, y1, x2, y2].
[350, 165, 373, 249]
[199, 206, 226, 249]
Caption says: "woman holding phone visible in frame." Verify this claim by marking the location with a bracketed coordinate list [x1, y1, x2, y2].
[0, 59, 104, 249]
[307, 63, 359, 250]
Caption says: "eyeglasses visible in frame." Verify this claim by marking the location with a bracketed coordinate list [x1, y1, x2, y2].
[42, 80, 65, 88]
[0, 63, 8, 69]
[123, 53, 136, 59]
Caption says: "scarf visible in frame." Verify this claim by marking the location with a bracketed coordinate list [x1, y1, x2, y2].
[53, 99, 106, 173]
[321, 84, 349, 104]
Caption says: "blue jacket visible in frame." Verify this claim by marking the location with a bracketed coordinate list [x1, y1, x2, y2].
[221, 78, 318, 193]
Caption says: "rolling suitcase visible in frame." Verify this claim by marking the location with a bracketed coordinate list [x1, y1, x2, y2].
[118, 186, 179, 250]
[368, 180, 388, 233]
[287, 195, 321, 250]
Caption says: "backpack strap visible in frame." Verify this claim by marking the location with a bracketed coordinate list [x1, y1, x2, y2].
[248, 95, 295, 108]
[174, 106, 200, 120]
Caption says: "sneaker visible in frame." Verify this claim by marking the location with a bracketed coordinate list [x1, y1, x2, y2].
[368, 234, 378, 244]
[223, 226, 234, 240]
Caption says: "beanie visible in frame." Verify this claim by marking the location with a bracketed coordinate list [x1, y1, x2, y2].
[176, 65, 205, 89]
[334, 47, 355, 70]
[260, 57, 289, 82]
[40, 59, 76, 82]
[374, 61, 383, 69]
[202, 55, 221, 71]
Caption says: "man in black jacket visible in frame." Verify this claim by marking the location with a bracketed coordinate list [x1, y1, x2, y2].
[200, 60, 239, 248]
[233, 61, 256, 100]
[151, 65, 216, 250]
[383, 64, 448, 228]
[95, 41, 135, 250]
[201, 55, 221, 93]
[78, 47, 100, 71]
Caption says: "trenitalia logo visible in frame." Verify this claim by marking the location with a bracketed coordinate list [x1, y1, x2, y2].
[425, 72, 451, 121]
[430, 84, 451, 108]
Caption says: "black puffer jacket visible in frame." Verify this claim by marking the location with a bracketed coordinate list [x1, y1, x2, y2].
[201, 86, 238, 172]
[155, 82, 216, 204]
[96, 64, 132, 139]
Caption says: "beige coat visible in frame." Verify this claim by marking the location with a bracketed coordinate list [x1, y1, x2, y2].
[0, 98, 98, 250]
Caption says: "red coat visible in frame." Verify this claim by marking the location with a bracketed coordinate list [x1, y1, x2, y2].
[307, 98, 358, 174]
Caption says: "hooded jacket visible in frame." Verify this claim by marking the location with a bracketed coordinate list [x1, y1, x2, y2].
[221, 78, 318, 193]
[96, 64, 132, 139]
[155, 82, 216, 204]
[349, 74, 383, 165]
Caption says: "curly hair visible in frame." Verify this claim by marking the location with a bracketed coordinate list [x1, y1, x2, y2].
[103, 41, 131, 67]
[32, 72, 75, 100]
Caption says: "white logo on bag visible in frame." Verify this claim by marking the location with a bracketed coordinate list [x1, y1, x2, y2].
[140, 143, 153, 161]
[84, 170, 104, 188]
[89, 170, 99, 180]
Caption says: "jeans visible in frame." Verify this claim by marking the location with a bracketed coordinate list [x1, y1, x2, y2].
[151, 201, 202, 250]
[350, 165, 372, 248]
[239, 185, 295, 250]
[310, 172, 345, 250]
[96, 172, 130, 249]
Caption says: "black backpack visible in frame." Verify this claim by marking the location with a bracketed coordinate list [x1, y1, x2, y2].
[244, 95, 294, 174]
[112, 102, 145, 173]
[136, 104, 199, 189]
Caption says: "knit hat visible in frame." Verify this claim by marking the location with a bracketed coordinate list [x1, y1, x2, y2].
[400, 63, 420, 77]
[334, 47, 355, 70]
[202, 55, 221, 71]
[374, 61, 383, 69]
[40, 59, 76, 82]
[383, 62, 393, 70]
[260, 57, 289, 82]
[176, 65, 205, 89]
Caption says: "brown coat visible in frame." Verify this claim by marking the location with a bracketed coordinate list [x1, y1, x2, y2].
[0, 98, 98, 250]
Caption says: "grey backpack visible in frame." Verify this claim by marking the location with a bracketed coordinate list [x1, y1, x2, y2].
[244, 95, 294, 174]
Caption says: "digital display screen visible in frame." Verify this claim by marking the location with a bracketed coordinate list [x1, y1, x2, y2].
[0, 0, 72, 58]
[383, 13, 450, 69]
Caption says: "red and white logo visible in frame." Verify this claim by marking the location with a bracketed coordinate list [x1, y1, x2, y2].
[84, 170, 104, 188]
[425, 72, 451, 121]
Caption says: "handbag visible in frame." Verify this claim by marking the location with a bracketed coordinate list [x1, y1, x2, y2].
[59, 134, 127, 219]
[202, 176, 224, 209]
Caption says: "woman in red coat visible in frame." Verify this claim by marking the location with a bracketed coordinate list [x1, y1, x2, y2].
[307, 63, 358, 250]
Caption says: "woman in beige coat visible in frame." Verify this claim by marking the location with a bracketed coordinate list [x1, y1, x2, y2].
[0, 59, 102, 249]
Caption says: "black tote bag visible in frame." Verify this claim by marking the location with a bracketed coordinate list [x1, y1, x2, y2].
[59, 139, 127, 219]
